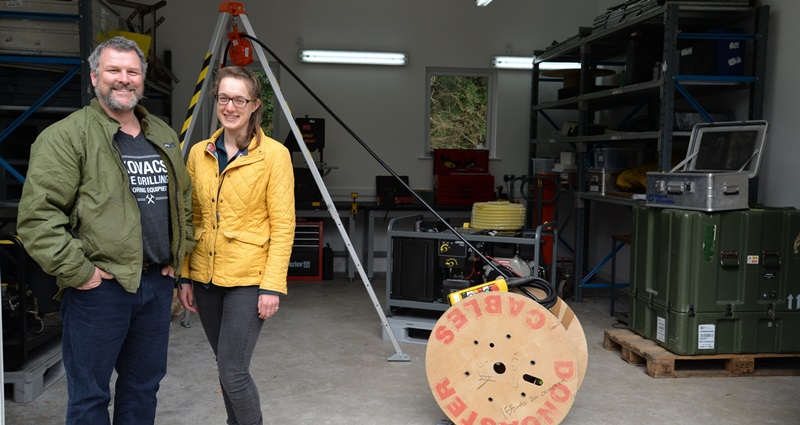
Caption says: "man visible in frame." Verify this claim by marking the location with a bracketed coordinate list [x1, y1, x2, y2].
[17, 36, 195, 424]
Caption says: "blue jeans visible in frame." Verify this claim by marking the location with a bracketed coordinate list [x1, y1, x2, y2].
[194, 284, 264, 425]
[60, 266, 173, 425]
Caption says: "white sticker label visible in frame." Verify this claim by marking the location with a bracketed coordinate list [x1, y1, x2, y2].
[747, 255, 759, 265]
[698, 324, 716, 350]
[657, 317, 666, 342]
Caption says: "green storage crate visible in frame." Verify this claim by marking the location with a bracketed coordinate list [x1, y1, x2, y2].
[627, 293, 655, 340]
[630, 205, 800, 314]
[630, 205, 660, 300]
[642, 301, 800, 355]
[760, 207, 800, 315]
[659, 207, 758, 313]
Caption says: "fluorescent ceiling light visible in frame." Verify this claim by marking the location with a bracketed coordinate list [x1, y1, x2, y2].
[492, 56, 533, 69]
[538, 61, 583, 70]
[299, 50, 408, 66]
[492, 56, 581, 70]
[476, 0, 493, 6]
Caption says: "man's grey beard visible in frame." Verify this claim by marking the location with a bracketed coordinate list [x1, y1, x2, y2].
[95, 84, 142, 112]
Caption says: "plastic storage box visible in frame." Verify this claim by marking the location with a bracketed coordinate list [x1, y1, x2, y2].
[593, 147, 652, 171]
[433, 149, 489, 175]
[628, 295, 800, 355]
[630, 205, 800, 314]
[586, 168, 621, 194]
[435, 174, 494, 205]
[629, 204, 800, 354]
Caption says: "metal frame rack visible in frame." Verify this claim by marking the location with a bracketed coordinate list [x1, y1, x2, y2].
[529, 3, 770, 301]
[385, 214, 558, 314]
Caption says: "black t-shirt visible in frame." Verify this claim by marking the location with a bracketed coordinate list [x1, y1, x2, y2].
[115, 130, 171, 265]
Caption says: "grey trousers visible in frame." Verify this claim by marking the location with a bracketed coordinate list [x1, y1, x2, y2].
[194, 284, 265, 425]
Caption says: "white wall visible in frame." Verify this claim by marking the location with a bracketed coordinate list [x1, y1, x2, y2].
[759, 0, 800, 208]
[157, 0, 600, 200]
[152, 0, 798, 275]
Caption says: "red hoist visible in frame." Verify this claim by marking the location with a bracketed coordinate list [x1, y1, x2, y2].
[227, 22, 253, 66]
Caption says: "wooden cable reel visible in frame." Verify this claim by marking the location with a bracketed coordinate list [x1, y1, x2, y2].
[426, 291, 586, 425]
[512, 286, 588, 389]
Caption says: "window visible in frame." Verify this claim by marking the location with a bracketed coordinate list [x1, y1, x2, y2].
[425, 67, 496, 156]
[253, 65, 280, 138]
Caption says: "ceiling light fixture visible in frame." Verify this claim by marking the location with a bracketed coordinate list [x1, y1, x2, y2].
[492, 56, 581, 70]
[298, 50, 408, 66]
[476, 0, 493, 6]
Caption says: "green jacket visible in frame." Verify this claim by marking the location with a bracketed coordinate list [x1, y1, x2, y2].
[17, 99, 195, 294]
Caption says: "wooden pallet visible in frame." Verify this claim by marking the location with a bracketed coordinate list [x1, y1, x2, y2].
[603, 328, 800, 378]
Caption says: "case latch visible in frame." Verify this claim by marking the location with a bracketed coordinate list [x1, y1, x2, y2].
[720, 251, 739, 268]
[665, 181, 692, 194]
[762, 250, 781, 268]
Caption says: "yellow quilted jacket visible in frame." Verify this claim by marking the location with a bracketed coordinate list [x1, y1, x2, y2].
[182, 128, 295, 294]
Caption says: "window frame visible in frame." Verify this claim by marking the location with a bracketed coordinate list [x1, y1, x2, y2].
[423, 67, 498, 158]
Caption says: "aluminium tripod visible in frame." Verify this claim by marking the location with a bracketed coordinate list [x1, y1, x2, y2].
[179, 1, 409, 361]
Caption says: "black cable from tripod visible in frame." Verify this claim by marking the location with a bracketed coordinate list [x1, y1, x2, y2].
[235, 33, 512, 281]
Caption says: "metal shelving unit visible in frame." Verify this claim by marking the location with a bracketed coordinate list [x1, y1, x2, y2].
[0, 2, 92, 193]
[529, 3, 770, 301]
[0, 0, 173, 206]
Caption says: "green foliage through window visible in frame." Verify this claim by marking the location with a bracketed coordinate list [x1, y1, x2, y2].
[253, 69, 276, 138]
[427, 71, 491, 153]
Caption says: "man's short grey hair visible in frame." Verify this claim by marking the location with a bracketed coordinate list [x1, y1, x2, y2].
[88, 36, 148, 77]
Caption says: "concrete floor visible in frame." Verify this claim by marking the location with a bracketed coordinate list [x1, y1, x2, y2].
[4, 276, 800, 424]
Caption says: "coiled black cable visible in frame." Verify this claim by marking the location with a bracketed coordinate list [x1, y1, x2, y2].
[483, 258, 558, 309]
[505, 275, 558, 309]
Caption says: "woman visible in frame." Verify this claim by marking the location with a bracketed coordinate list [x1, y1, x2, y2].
[179, 66, 295, 425]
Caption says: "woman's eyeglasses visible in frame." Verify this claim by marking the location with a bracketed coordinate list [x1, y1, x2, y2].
[214, 95, 254, 108]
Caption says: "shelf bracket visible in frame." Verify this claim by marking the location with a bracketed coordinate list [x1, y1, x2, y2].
[615, 101, 647, 130]
[673, 80, 713, 123]
[0, 63, 82, 183]
[536, 110, 560, 132]
[673, 75, 758, 123]
[580, 239, 627, 286]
